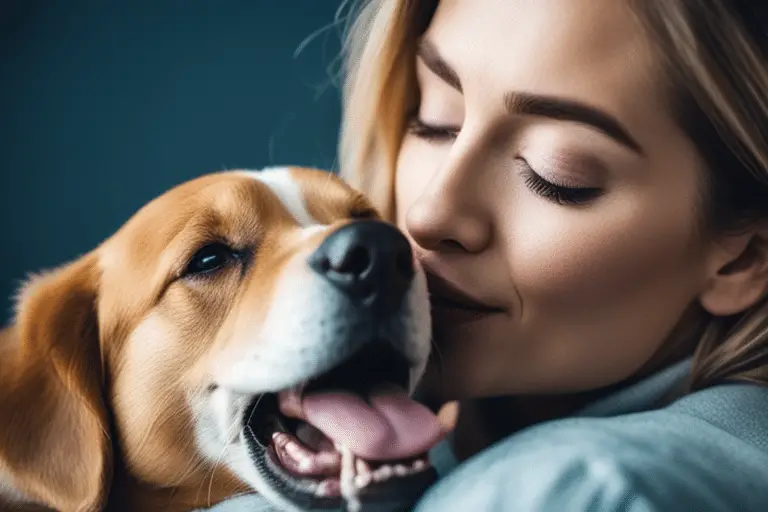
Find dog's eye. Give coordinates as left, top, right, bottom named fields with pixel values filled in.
left=184, top=243, right=237, bottom=277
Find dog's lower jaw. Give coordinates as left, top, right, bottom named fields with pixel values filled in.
left=194, top=387, right=304, bottom=511
left=225, top=446, right=308, bottom=512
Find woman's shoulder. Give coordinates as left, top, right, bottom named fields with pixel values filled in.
left=415, top=383, right=768, bottom=512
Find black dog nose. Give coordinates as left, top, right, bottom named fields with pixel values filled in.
left=308, top=220, right=415, bottom=316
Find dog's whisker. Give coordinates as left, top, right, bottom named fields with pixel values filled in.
left=201, top=415, right=241, bottom=507
left=430, top=337, right=446, bottom=378
left=430, top=337, right=444, bottom=366
left=132, top=390, right=180, bottom=458
left=245, top=393, right=265, bottom=426
left=428, top=337, right=452, bottom=400
left=172, top=416, right=211, bottom=488
left=173, top=457, right=206, bottom=490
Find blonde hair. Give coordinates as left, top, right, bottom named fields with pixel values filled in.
left=338, top=0, right=437, bottom=220
left=338, top=0, right=768, bottom=391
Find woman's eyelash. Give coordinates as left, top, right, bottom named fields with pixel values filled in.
left=406, top=117, right=459, bottom=141
left=519, top=160, right=602, bottom=205
left=406, top=117, right=600, bottom=206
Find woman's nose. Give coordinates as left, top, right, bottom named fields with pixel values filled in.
left=405, top=163, right=492, bottom=254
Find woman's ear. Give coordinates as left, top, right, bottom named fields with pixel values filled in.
left=699, top=227, right=768, bottom=316
left=0, top=254, right=113, bottom=511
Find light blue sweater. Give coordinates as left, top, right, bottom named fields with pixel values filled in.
left=204, top=358, right=768, bottom=511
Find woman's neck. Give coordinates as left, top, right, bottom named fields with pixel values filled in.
left=451, top=390, right=607, bottom=461
left=450, top=364, right=690, bottom=461
left=449, top=311, right=704, bottom=461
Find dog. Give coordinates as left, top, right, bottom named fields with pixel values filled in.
left=0, top=167, right=444, bottom=512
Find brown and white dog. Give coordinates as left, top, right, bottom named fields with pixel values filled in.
left=0, top=167, right=444, bottom=512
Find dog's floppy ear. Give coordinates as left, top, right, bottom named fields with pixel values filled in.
left=0, top=254, right=112, bottom=511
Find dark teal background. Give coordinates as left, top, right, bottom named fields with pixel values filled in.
left=0, top=1, right=343, bottom=322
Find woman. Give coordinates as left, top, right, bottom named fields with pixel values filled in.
left=207, top=0, right=767, bottom=510
left=338, top=0, right=768, bottom=510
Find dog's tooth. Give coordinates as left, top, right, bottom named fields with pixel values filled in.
left=285, top=440, right=314, bottom=468
left=373, top=465, right=393, bottom=482
left=316, top=450, right=342, bottom=469
left=284, top=440, right=303, bottom=458
left=298, top=457, right=313, bottom=471
left=355, top=458, right=371, bottom=475
left=393, top=464, right=409, bottom=476
left=354, top=473, right=372, bottom=488
left=273, top=433, right=317, bottom=475
left=412, top=459, right=427, bottom=472
left=271, top=431, right=289, bottom=446
left=315, top=480, right=331, bottom=497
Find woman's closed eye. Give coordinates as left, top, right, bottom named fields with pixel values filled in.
left=406, top=114, right=603, bottom=207
left=407, top=116, right=459, bottom=142
left=518, top=158, right=602, bottom=206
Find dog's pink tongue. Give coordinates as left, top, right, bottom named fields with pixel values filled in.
left=302, top=388, right=443, bottom=461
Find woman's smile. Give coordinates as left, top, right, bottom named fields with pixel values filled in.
left=425, top=270, right=506, bottom=322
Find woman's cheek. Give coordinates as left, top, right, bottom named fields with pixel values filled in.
left=505, top=198, right=692, bottom=313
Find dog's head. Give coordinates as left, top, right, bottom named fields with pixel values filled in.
left=0, top=167, right=441, bottom=512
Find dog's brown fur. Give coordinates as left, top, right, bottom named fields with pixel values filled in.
left=0, top=168, right=375, bottom=511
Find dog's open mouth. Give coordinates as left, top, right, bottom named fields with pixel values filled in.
left=242, top=343, right=444, bottom=510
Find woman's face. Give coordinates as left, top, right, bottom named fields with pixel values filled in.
left=396, top=0, right=713, bottom=401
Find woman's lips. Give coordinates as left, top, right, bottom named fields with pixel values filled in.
left=425, top=271, right=505, bottom=317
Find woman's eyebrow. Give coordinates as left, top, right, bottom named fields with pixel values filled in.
left=416, top=38, right=462, bottom=92
left=416, top=37, right=644, bottom=156
left=505, top=92, right=645, bottom=155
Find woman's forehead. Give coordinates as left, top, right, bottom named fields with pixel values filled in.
left=420, top=0, right=681, bottom=162
left=427, top=3, right=656, bottom=101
